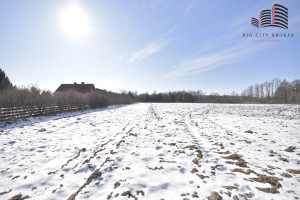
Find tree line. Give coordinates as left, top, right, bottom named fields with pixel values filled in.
left=0, top=68, right=134, bottom=108
left=241, top=78, right=300, bottom=104
left=1, top=68, right=299, bottom=106
left=132, top=78, right=300, bottom=104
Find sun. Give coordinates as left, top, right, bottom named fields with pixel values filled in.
left=60, top=3, right=90, bottom=40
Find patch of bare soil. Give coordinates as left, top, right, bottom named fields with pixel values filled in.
left=196, top=173, right=209, bottom=179
left=245, top=130, right=253, bottom=134
left=159, top=158, right=176, bottom=163
left=68, top=157, right=112, bottom=200
left=286, top=169, right=300, bottom=174
left=196, top=149, right=204, bottom=159
left=146, top=166, right=164, bottom=170
left=284, top=146, right=296, bottom=152
left=184, top=145, right=198, bottom=150
left=121, top=191, right=138, bottom=200
left=114, top=181, right=121, bottom=189
left=207, top=191, right=222, bottom=200
left=216, top=150, right=230, bottom=155
left=61, top=147, right=86, bottom=168
left=0, top=189, right=12, bottom=196
left=191, top=191, right=199, bottom=198
left=136, top=190, right=145, bottom=196
left=211, top=164, right=224, bottom=171
left=191, top=168, right=199, bottom=173
left=281, top=172, right=292, bottom=178
left=239, top=192, right=254, bottom=198
left=222, top=183, right=239, bottom=190
left=249, top=174, right=282, bottom=194
left=222, top=154, right=248, bottom=168
left=231, top=168, right=255, bottom=175
left=192, top=158, right=201, bottom=167
left=8, top=194, right=30, bottom=200
left=107, top=192, right=113, bottom=199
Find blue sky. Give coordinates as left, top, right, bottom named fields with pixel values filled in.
left=1, top=0, right=299, bottom=94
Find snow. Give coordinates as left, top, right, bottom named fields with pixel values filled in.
left=0, top=103, right=299, bottom=200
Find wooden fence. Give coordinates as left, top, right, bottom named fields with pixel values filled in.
left=0, top=105, right=90, bottom=121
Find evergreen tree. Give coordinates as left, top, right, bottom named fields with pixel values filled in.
left=0, top=68, right=13, bottom=92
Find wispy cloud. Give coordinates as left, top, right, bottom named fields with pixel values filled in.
left=129, top=39, right=167, bottom=63
left=165, top=1, right=274, bottom=79
left=128, top=25, right=177, bottom=63
left=181, top=0, right=198, bottom=20
left=165, top=43, right=258, bottom=78
left=114, top=25, right=176, bottom=64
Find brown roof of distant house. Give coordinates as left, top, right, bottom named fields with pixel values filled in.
left=54, top=83, right=95, bottom=94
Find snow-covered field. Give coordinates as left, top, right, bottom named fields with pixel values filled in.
left=0, top=103, right=299, bottom=200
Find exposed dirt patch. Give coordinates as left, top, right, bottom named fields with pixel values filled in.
left=81, top=148, right=105, bottom=166
left=68, top=157, right=112, bottom=200
left=184, top=145, right=198, bottom=150
left=279, top=157, right=289, bottom=162
left=249, top=174, right=282, bottom=193
left=196, top=173, right=209, bottom=179
left=216, top=150, right=230, bottom=155
left=256, top=187, right=280, bottom=194
left=235, top=160, right=247, bottom=168
left=0, top=189, right=12, bottom=196
left=192, top=191, right=199, bottom=198
left=191, top=168, right=199, bottom=173
left=62, top=148, right=86, bottom=168
left=195, top=149, right=204, bottom=159
left=211, top=164, right=224, bottom=171
left=222, top=184, right=239, bottom=190
left=222, top=153, right=248, bottom=167
left=285, top=146, right=296, bottom=152
left=8, top=194, right=30, bottom=200
left=245, top=130, right=253, bottom=134
left=12, top=175, right=20, bottom=180
left=222, top=153, right=242, bottom=160
left=207, top=191, right=222, bottom=200
left=107, top=192, right=113, bottom=199
left=159, top=159, right=176, bottom=163
left=239, top=192, right=254, bottom=198
left=281, top=172, right=292, bottom=178
left=146, top=166, right=164, bottom=170
left=114, top=181, right=121, bottom=189
left=192, top=158, right=201, bottom=167
left=121, top=191, right=138, bottom=200
left=286, top=169, right=300, bottom=174
left=136, top=190, right=145, bottom=196
left=232, top=168, right=256, bottom=175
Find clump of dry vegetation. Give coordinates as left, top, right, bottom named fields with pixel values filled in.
left=0, top=68, right=134, bottom=110
left=0, top=86, right=134, bottom=109
left=249, top=174, right=283, bottom=194
left=8, top=194, right=30, bottom=200
left=284, top=146, right=296, bottom=152
left=286, top=169, right=300, bottom=174
left=222, top=153, right=248, bottom=168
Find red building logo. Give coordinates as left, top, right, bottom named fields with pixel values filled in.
left=251, top=4, right=288, bottom=29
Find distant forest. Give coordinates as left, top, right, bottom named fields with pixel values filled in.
left=131, top=78, right=300, bottom=104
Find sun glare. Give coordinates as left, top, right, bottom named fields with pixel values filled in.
left=60, top=3, right=90, bottom=40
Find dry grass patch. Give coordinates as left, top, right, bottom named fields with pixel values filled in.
left=231, top=168, right=255, bottom=175
left=8, top=194, right=30, bottom=200
left=285, top=146, right=296, bottom=152
left=222, top=154, right=248, bottom=168
left=286, top=169, right=300, bottom=174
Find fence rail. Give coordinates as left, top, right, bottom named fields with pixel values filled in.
left=0, top=105, right=90, bottom=121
